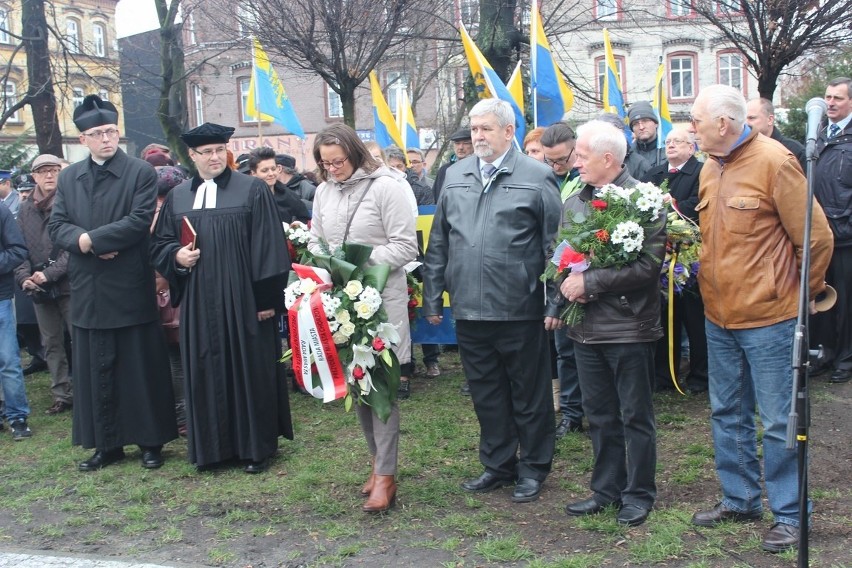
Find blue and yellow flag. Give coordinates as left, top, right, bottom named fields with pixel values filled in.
left=602, top=28, right=630, bottom=142
left=246, top=38, right=305, bottom=139
left=369, top=71, right=406, bottom=151
left=652, top=62, right=673, bottom=149
left=459, top=24, right=526, bottom=147
left=396, top=90, right=419, bottom=151
left=507, top=61, right=524, bottom=115
left=530, top=0, right=573, bottom=127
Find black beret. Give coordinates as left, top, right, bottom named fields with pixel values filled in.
left=449, top=128, right=471, bottom=141
left=275, top=154, right=296, bottom=169
left=73, top=95, right=119, bottom=132
left=180, top=122, right=235, bottom=148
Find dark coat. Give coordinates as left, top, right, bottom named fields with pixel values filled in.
left=423, top=147, right=562, bottom=321
left=272, top=180, right=310, bottom=223
left=49, top=149, right=160, bottom=328
left=770, top=127, right=806, bottom=171
left=632, top=138, right=667, bottom=169
left=151, top=168, right=292, bottom=466
left=0, top=204, right=27, bottom=301
left=643, top=155, right=703, bottom=221
left=14, top=193, right=71, bottom=296
left=814, top=119, right=852, bottom=247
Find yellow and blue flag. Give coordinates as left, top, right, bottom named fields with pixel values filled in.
left=396, top=90, right=419, bottom=151
left=652, top=62, right=673, bottom=149
left=459, top=24, right=526, bottom=147
left=247, top=38, right=305, bottom=139
left=507, top=61, right=524, bottom=115
left=602, top=28, right=630, bottom=142
left=369, top=71, right=406, bottom=151
left=530, top=0, right=573, bottom=127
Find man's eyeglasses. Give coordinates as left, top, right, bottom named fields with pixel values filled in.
left=33, top=168, right=61, bottom=176
left=689, top=115, right=735, bottom=127
left=543, top=147, right=575, bottom=167
left=319, top=157, right=349, bottom=170
left=665, top=138, right=691, bottom=147
left=83, top=128, right=120, bottom=139
left=192, top=147, right=228, bottom=159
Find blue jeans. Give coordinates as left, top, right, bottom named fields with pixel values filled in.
left=706, top=318, right=809, bottom=527
left=0, top=299, right=30, bottom=422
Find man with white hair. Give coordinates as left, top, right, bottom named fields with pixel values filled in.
left=689, top=84, right=833, bottom=553
left=423, top=98, right=561, bottom=504
left=559, top=120, right=665, bottom=527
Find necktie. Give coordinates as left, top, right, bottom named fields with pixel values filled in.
left=192, top=180, right=217, bottom=210
left=482, top=163, right=497, bottom=180
left=668, top=167, right=679, bottom=174
left=829, top=124, right=841, bottom=139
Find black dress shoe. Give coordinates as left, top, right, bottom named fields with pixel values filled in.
left=140, top=446, right=164, bottom=469
left=762, top=522, right=800, bottom=553
left=829, top=368, right=851, bottom=383
left=511, top=478, right=542, bottom=503
left=244, top=457, right=270, bottom=474
left=617, top=504, right=650, bottom=527
left=23, top=358, right=47, bottom=376
left=565, top=497, right=618, bottom=517
left=461, top=471, right=515, bottom=493
left=691, top=502, right=762, bottom=527
left=78, top=448, right=125, bottom=472
left=459, top=381, right=471, bottom=396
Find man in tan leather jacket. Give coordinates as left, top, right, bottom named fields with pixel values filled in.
left=689, top=85, right=833, bottom=554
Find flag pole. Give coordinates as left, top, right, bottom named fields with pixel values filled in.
left=531, top=0, right=538, bottom=129
left=251, top=36, right=262, bottom=145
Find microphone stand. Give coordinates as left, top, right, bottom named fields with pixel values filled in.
left=788, top=136, right=820, bottom=568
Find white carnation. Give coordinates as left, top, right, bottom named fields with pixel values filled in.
left=359, top=286, right=383, bottom=309
left=611, top=221, right=645, bottom=253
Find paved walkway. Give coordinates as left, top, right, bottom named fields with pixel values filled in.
left=0, top=551, right=181, bottom=567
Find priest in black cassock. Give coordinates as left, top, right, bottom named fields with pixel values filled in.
left=49, top=95, right=177, bottom=471
left=151, top=123, right=292, bottom=473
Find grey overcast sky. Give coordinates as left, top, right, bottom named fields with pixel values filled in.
left=115, top=0, right=163, bottom=39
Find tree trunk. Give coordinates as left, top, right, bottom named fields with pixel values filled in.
left=340, top=81, right=357, bottom=129
left=478, top=0, right=517, bottom=82
left=756, top=65, right=780, bottom=101
left=21, top=0, right=63, bottom=157
left=156, top=1, right=191, bottom=168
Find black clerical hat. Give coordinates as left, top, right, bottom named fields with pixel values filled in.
left=180, top=123, right=236, bottom=148
left=73, top=95, right=119, bottom=132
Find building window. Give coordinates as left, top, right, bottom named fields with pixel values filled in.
left=239, top=77, right=257, bottom=123
left=385, top=71, right=408, bottom=114
left=668, top=0, right=693, bottom=17
left=0, top=10, right=10, bottom=44
left=98, top=89, right=109, bottom=102
left=668, top=53, right=696, bottom=100
left=326, top=84, right=342, bottom=118
left=186, top=12, right=197, bottom=45
left=66, top=19, right=81, bottom=53
left=460, top=0, right=479, bottom=28
left=718, top=51, right=745, bottom=91
left=3, top=82, right=19, bottom=122
left=595, top=0, right=620, bottom=21
left=72, top=87, right=85, bottom=108
left=595, top=56, right=626, bottom=103
left=192, top=84, right=204, bottom=126
left=92, top=23, right=106, bottom=57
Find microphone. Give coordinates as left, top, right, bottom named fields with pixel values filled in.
left=805, top=97, right=827, bottom=160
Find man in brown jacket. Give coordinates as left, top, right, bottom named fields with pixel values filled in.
left=689, top=85, right=834, bottom=553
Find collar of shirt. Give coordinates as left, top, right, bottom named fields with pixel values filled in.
left=727, top=125, right=752, bottom=155
left=828, top=113, right=852, bottom=134
left=479, top=148, right=511, bottom=178
left=668, top=161, right=687, bottom=172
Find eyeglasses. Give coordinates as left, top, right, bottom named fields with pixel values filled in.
left=689, top=115, right=735, bottom=127
left=83, top=128, right=120, bottom=139
left=319, top=157, right=349, bottom=170
left=665, top=139, right=690, bottom=147
left=33, top=167, right=61, bottom=176
left=408, top=159, right=423, bottom=165
left=543, top=147, right=575, bottom=167
left=192, top=147, right=228, bottom=159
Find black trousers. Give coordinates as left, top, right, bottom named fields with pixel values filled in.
left=655, top=289, right=708, bottom=388
left=575, top=341, right=657, bottom=509
left=811, top=246, right=852, bottom=371
left=456, top=320, right=555, bottom=481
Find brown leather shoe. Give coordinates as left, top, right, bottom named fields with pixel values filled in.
left=360, top=457, right=375, bottom=497
left=362, top=474, right=396, bottom=513
left=692, top=502, right=762, bottom=527
left=45, top=401, right=72, bottom=415
left=762, top=522, right=800, bottom=553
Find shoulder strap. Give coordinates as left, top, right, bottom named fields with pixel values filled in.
left=343, top=179, right=375, bottom=243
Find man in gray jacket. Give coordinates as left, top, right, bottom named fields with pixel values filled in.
left=423, top=98, right=561, bottom=504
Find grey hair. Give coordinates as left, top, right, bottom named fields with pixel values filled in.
left=384, top=145, right=407, bottom=164
left=576, top=120, right=627, bottom=164
left=666, top=125, right=695, bottom=145
left=469, top=98, right=515, bottom=128
left=406, top=147, right=424, bottom=159
left=700, top=84, right=746, bottom=131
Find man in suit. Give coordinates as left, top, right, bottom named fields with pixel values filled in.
left=746, top=98, right=806, bottom=170
left=643, top=127, right=708, bottom=393
left=423, top=98, right=562, bottom=504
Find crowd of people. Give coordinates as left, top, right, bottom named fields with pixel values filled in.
left=0, top=77, right=850, bottom=550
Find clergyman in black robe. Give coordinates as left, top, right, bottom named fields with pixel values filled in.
left=49, top=95, right=177, bottom=471
left=151, top=123, right=292, bottom=473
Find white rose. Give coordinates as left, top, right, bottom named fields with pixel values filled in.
left=354, top=301, right=377, bottom=320
left=299, top=279, right=317, bottom=295
left=335, top=309, right=351, bottom=324
left=344, top=280, right=364, bottom=300
left=332, top=331, right=348, bottom=345
left=340, top=322, right=356, bottom=337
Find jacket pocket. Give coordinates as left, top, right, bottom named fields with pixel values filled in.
left=723, top=196, right=760, bottom=235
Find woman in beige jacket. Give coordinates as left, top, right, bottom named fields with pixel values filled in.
left=309, top=124, right=418, bottom=513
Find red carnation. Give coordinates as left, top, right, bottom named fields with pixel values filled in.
left=372, top=337, right=385, bottom=351
left=286, top=241, right=297, bottom=260
left=352, top=365, right=365, bottom=380
left=408, top=299, right=418, bottom=308
left=590, top=199, right=608, bottom=210
left=558, top=247, right=586, bottom=272
left=595, top=229, right=610, bottom=242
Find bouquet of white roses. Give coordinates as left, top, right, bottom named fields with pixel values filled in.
left=285, top=242, right=400, bottom=422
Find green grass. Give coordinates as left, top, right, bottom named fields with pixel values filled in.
left=1, top=355, right=849, bottom=567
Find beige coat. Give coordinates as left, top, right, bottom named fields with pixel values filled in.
left=309, top=167, right=418, bottom=363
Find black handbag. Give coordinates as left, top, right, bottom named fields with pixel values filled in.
left=29, top=244, right=64, bottom=304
